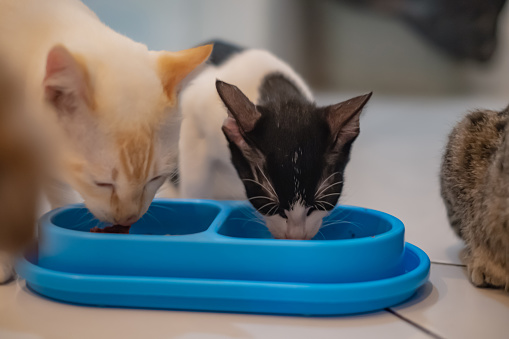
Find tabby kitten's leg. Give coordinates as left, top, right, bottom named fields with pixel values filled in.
left=466, top=126, right=509, bottom=291
left=466, top=246, right=509, bottom=291
left=441, top=109, right=509, bottom=291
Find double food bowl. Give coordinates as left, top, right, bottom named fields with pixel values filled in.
left=16, top=199, right=430, bottom=315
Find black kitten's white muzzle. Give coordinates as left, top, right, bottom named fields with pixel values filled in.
left=263, top=203, right=329, bottom=240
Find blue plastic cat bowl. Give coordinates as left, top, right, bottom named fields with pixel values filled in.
left=16, top=199, right=430, bottom=315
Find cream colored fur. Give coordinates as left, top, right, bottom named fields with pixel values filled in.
left=0, top=0, right=210, bottom=222
left=0, top=62, right=38, bottom=283
left=0, top=0, right=211, bottom=281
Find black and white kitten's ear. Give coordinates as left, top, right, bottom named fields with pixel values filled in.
left=43, top=44, right=95, bottom=115
left=324, top=92, right=372, bottom=145
left=216, top=80, right=262, bottom=149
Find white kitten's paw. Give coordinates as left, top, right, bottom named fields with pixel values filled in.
left=467, top=252, right=509, bottom=291
left=0, top=253, right=14, bottom=284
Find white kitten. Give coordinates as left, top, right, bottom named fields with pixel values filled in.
left=0, top=0, right=211, bottom=282
left=0, top=0, right=211, bottom=223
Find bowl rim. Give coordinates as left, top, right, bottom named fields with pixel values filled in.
left=40, top=199, right=405, bottom=247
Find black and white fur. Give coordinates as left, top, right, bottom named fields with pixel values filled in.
left=174, top=41, right=372, bottom=240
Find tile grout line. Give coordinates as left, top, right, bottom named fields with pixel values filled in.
left=430, top=261, right=466, bottom=268
left=385, top=308, right=447, bottom=339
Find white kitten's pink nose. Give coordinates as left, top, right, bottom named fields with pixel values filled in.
left=114, top=214, right=138, bottom=226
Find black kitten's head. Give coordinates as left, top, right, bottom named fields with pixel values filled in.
left=216, top=80, right=371, bottom=240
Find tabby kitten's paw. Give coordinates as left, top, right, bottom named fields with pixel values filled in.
left=467, top=253, right=509, bottom=291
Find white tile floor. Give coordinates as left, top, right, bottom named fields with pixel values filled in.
left=1, top=94, right=509, bottom=338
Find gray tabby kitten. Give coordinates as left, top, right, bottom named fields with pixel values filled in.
left=441, top=107, right=509, bottom=291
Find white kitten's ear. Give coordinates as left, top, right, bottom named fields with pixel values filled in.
left=216, top=80, right=262, bottom=149
left=157, top=44, right=213, bottom=104
left=43, top=45, right=95, bottom=114
left=324, top=92, right=372, bottom=145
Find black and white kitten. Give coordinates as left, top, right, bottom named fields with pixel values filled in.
left=175, top=41, right=371, bottom=240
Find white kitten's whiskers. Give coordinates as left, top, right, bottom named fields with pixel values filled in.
left=144, top=210, right=167, bottom=230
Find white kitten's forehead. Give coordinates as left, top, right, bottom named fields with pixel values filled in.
left=94, top=61, right=167, bottom=125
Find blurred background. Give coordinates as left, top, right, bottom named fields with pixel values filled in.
left=83, top=0, right=508, bottom=97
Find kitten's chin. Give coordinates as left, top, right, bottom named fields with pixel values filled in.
left=83, top=197, right=151, bottom=226
left=263, top=214, right=323, bottom=240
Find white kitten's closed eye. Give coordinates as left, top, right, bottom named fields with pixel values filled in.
left=95, top=182, right=113, bottom=188
left=95, top=175, right=162, bottom=190
left=150, top=176, right=162, bottom=182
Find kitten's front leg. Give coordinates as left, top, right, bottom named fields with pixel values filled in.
left=0, top=252, right=14, bottom=284
left=466, top=246, right=509, bottom=291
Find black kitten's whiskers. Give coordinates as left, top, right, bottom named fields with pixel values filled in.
left=226, top=217, right=267, bottom=229
left=233, top=204, right=269, bottom=229
left=314, top=202, right=327, bottom=211
left=321, top=219, right=363, bottom=230
left=242, top=178, right=278, bottom=201
left=266, top=203, right=279, bottom=216
left=315, top=171, right=340, bottom=196
left=256, top=164, right=279, bottom=201
left=256, top=201, right=279, bottom=214
left=315, top=181, right=343, bottom=201
left=316, top=230, right=326, bottom=240
left=316, top=192, right=342, bottom=200
left=237, top=204, right=265, bottom=221
left=315, top=172, right=341, bottom=197
left=315, top=200, right=336, bottom=209
left=248, top=195, right=278, bottom=203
